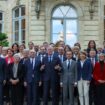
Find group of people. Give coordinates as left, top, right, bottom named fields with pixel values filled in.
left=0, top=40, right=105, bottom=105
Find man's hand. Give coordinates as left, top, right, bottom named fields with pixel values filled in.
left=10, top=79, right=19, bottom=85
left=55, top=64, right=61, bottom=71
left=40, top=65, right=45, bottom=71
left=3, top=80, right=6, bottom=85
left=39, top=81, right=42, bottom=86
left=74, top=82, right=77, bottom=87
left=60, top=82, right=63, bottom=87
left=87, top=81, right=90, bottom=84
left=24, top=82, right=27, bottom=87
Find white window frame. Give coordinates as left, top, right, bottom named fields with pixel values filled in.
left=12, top=6, right=25, bottom=44
left=51, top=5, right=78, bottom=46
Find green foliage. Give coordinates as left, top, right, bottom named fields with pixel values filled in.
left=0, top=33, right=9, bottom=46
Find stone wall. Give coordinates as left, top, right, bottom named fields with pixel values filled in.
left=0, top=0, right=104, bottom=49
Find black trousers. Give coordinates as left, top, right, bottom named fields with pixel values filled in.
left=0, top=84, right=3, bottom=105
left=94, top=84, right=105, bottom=105
left=43, top=80, right=60, bottom=105
left=89, top=79, right=95, bottom=105
left=74, top=86, right=80, bottom=105
left=3, top=83, right=10, bottom=103
left=10, top=84, right=24, bottom=105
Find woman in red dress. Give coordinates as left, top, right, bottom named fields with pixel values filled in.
left=93, top=53, right=105, bottom=105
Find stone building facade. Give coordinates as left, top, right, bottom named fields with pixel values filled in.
left=0, top=0, right=105, bottom=49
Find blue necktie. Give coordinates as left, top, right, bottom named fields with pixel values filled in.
left=49, top=56, right=52, bottom=62
left=68, top=60, right=70, bottom=70
left=31, top=59, right=35, bottom=70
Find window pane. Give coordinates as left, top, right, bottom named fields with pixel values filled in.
left=15, top=8, right=19, bottom=17
left=52, top=20, right=64, bottom=33
left=0, top=13, right=2, bottom=20
left=21, top=30, right=25, bottom=43
left=15, top=31, right=19, bottom=42
left=59, top=6, right=70, bottom=16
left=21, top=19, right=25, bottom=29
left=52, top=5, right=78, bottom=45
left=21, top=7, right=25, bottom=16
left=66, top=34, right=77, bottom=47
left=66, top=20, right=77, bottom=34
left=52, top=34, right=64, bottom=43
left=66, top=8, right=77, bottom=18
left=0, top=23, right=2, bottom=32
left=52, top=8, right=63, bottom=18
left=15, top=21, right=19, bottom=31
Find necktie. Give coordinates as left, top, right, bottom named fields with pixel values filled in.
left=68, top=60, right=70, bottom=70
left=60, top=55, right=63, bottom=63
left=31, top=59, right=34, bottom=70
left=41, top=55, right=43, bottom=62
left=91, top=58, right=94, bottom=67
left=49, top=56, right=52, bottom=62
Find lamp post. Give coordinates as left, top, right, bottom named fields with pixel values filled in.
left=35, top=0, right=41, bottom=19
left=16, top=0, right=20, bottom=5
left=89, top=0, right=96, bottom=20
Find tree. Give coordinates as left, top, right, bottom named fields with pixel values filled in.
left=0, top=33, right=9, bottom=46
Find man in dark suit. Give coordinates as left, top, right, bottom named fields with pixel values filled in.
left=57, top=46, right=66, bottom=105
left=58, top=47, right=66, bottom=63
left=62, top=51, right=77, bottom=105
left=0, top=57, right=6, bottom=105
left=24, top=50, right=41, bottom=105
left=40, top=46, right=62, bottom=105
left=8, top=54, right=25, bottom=105
left=38, top=46, right=46, bottom=63
left=89, top=49, right=98, bottom=105
left=20, top=49, right=29, bottom=64
left=37, top=46, right=47, bottom=99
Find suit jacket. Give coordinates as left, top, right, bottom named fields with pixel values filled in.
left=0, top=57, right=6, bottom=83
left=8, top=62, right=25, bottom=85
left=93, top=62, right=105, bottom=84
left=88, top=57, right=98, bottom=70
left=41, top=55, right=62, bottom=81
left=62, top=60, right=77, bottom=84
left=77, top=59, right=92, bottom=81
left=58, top=54, right=67, bottom=64
left=25, top=57, right=41, bottom=83
left=37, top=53, right=47, bottom=63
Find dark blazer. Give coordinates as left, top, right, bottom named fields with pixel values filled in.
left=37, top=53, right=47, bottom=63
left=25, top=57, right=41, bottom=83
left=8, top=62, right=25, bottom=85
left=88, top=57, right=98, bottom=69
left=0, top=57, right=6, bottom=83
left=41, top=55, right=62, bottom=81
left=77, top=59, right=92, bottom=81
left=58, top=54, right=67, bottom=63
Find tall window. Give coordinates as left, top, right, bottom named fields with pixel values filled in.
left=13, top=6, right=25, bottom=43
left=52, top=5, right=78, bottom=47
left=0, top=12, right=4, bottom=33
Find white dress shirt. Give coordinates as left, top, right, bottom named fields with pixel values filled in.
left=30, top=58, right=35, bottom=69
left=66, top=59, right=72, bottom=67
left=80, top=60, right=85, bottom=68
